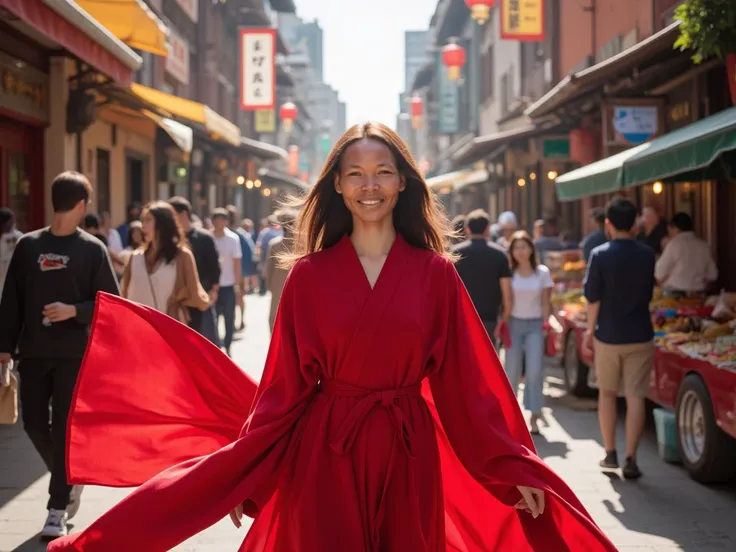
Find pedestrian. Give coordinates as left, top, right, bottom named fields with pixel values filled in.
left=49, top=123, right=616, bottom=552
left=655, top=212, right=717, bottom=295
left=255, top=214, right=281, bottom=295
left=117, top=202, right=141, bottom=248
left=583, top=197, right=655, bottom=479
left=226, top=205, right=250, bottom=330
left=121, top=201, right=210, bottom=322
left=496, top=210, right=518, bottom=249
left=504, top=230, right=554, bottom=435
left=451, top=213, right=466, bottom=243
left=100, top=211, right=125, bottom=274
left=82, top=213, right=108, bottom=246
left=168, top=197, right=222, bottom=346
left=452, top=209, right=512, bottom=340
left=264, top=208, right=297, bottom=332
left=637, top=206, right=668, bottom=256
left=117, top=220, right=144, bottom=267
left=240, top=218, right=258, bottom=294
left=533, top=218, right=563, bottom=264
left=0, top=207, right=23, bottom=298
left=580, top=208, right=608, bottom=262
left=0, top=171, right=119, bottom=539
left=211, top=208, right=243, bottom=356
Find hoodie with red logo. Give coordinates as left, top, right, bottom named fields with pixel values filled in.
left=0, top=227, right=119, bottom=359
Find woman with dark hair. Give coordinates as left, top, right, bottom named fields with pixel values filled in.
left=505, top=231, right=554, bottom=435
left=121, top=201, right=210, bottom=322
left=50, top=124, right=615, bottom=552
left=0, top=207, right=22, bottom=299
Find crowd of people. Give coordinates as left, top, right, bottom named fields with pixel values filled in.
left=0, top=132, right=719, bottom=547
left=0, top=171, right=295, bottom=538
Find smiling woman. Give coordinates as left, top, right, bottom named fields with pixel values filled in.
left=284, top=122, right=454, bottom=264
left=49, top=122, right=618, bottom=552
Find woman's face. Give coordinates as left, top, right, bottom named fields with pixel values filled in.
left=511, top=239, right=533, bottom=264
left=335, top=139, right=405, bottom=227
left=141, top=211, right=156, bottom=244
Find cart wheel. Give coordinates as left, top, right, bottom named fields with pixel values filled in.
left=561, top=331, right=592, bottom=397
left=676, top=374, right=736, bottom=483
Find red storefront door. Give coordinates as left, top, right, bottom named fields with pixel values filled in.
left=0, top=117, right=43, bottom=232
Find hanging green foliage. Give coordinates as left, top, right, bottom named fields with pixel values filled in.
left=674, top=0, right=736, bottom=63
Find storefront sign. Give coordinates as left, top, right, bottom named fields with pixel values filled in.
left=175, top=0, right=198, bottom=23
left=435, top=51, right=459, bottom=134
left=166, top=30, right=190, bottom=85
left=542, top=138, right=570, bottom=159
left=254, top=109, right=276, bottom=133
left=240, top=29, right=276, bottom=110
left=612, top=106, right=658, bottom=144
left=0, top=52, right=49, bottom=124
left=500, top=0, right=545, bottom=42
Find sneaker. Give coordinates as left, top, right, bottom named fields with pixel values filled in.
left=622, top=457, right=642, bottom=479
left=41, top=509, right=68, bottom=539
left=599, top=450, right=619, bottom=470
left=66, top=485, right=84, bottom=520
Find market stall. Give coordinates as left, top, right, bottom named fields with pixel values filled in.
left=551, top=283, right=736, bottom=483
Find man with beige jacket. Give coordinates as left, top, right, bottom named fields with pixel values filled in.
left=265, top=209, right=298, bottom=332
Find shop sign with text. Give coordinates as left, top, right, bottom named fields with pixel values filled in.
left=240, top=29, right=276, bottom=110
left=500, top=0, right=545, bottom=41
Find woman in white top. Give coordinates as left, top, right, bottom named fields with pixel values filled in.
left=505, top=230, right=554, bottom=434
left=121, top=202, right=209, bottom=322
left=0, top=207, right=23, bottom=299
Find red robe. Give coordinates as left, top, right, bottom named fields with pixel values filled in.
left=49, top=235, right=617, bottom=551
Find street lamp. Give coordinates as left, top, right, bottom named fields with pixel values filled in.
left=465, top=0, right=495, bottom=25
left=442, top=40, right=467, bottom=81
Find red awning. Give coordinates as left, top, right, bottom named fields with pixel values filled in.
left=0, top=0, right=135, bottom=85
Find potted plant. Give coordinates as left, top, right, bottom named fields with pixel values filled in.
left=674, top=0, right=736, bottom=105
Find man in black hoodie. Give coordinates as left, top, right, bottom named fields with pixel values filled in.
left=0, top=171, right=119, bottom=539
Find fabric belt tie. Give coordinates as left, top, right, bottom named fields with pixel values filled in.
left=320, top=379, right=422, bottom=458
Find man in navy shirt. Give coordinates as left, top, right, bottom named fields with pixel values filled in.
left=583, top=198, right=655, bottom=480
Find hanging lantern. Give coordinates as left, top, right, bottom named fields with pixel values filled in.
left=464, top=0, right=495, bottom=25
left=442, top=41, right=466, bottom=82
left=279, top=101, right=298, bottom=133
left=408, top=96, right=423, bottom=129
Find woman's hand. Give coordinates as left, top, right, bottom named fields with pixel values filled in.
left=229, top=503, right=244, bottom=528
left=515, top=486, right=545, bottom=518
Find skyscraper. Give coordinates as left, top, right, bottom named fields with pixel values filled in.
left=405, top=31, right=429, bottom=91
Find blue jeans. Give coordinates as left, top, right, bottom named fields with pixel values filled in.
left=216, top=286, right=236, bottom=351
left=505, top=317, right=545, bottom=414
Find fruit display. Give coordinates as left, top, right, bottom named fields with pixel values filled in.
left=546, top=250, right=586, bottom=282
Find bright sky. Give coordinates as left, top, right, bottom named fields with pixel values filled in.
left=293, top=0, right=438, bottom=129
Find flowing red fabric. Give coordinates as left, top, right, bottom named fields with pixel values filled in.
left=50, top=235, right=618, bottom=552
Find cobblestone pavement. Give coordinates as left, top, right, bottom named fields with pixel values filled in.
left=1, top=294, right=735, bottom=551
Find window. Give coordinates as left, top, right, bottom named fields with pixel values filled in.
left=96, top=149, right=111, bottom=215
left=481, top=45, right=494, bottom=102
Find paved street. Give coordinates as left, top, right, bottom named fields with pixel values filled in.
left=1, top=294, right=735, bottom=551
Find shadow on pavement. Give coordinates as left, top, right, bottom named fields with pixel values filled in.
left=0, top=422, right=48, bottom=510
left=11, top=533, right=51, bottom=552
left=543, top=365, right=736, bottom=551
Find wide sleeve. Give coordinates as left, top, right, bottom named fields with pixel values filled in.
left=427, top=260, right=617, bottom=551
left=428, top=261, right=534, bottom=503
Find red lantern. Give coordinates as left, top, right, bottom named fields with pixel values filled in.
left=464, top=0, right=495, bottom=25
left=279, top=101, right=298, bottom=133
left=442, top=42, right=466, bottom=81
left=408, top=96, right=423, bottom=129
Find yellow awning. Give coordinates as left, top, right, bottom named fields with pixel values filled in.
left=130, top=83, right=241, bottom=146
left=76, top=0, right=169, bottom=57
left=426, top=169, right=488, bottom=193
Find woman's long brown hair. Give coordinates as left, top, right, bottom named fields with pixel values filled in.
left=143, top=201, right=186, bottom=270
left=508, top=230, right=538, bottom=272
left=281, top=122, right=455, bottom=267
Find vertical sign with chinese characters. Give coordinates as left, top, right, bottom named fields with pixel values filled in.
left=240, top=29, right=276, bottom=111
left=435, top=51, right=459, bottom=134
left=500, top=0, right=545, bottom=41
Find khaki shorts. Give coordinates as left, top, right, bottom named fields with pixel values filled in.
left=594, top=339, right=654, bottom=397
